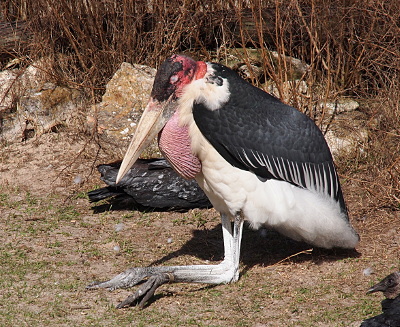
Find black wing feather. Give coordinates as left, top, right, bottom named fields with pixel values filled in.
left=193, top=63, right=347, bottom=213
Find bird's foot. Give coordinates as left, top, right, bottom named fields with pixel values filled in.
left=86, top=267, right=174, bottom=308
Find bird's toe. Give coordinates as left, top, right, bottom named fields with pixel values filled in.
left=116, top=272, right=173, bottom=309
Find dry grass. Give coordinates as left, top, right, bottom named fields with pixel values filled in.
left=2, top=0, right=399, bottom=96
left=337, top=85, right=400, bottom=215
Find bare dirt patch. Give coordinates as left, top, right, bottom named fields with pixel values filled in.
left=0, top=131, right=399, bottom=327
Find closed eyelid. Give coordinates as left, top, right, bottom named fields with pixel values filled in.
left=170, top=75, right=179, bottom=83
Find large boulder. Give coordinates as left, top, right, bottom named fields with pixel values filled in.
left=88, top=62, right=157, bottom=156
left=1, top=61, right=50, bottom=143
left=19, top=83, right=85, bottom=138
left=0, top=59, right=49, bottom=112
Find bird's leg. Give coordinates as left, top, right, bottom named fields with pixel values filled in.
left=87, top=212, right=244, bottom=308
left=223, top=211, right=244, bottom=282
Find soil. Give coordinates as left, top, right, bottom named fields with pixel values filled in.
left=0, top=130, right=399, bottom=326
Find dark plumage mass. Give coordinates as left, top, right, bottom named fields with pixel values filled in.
left=88, top=158, right=212, bottom=211
left=361, top=271, right=400, bottom=327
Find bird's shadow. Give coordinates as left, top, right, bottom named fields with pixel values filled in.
left=130, top=223, right=359, bottom=308
left=92, top=201, right=359, bottom=267
left=149, top=222, right=360, bottom=271
left=95, top=203, right=360, bottom=308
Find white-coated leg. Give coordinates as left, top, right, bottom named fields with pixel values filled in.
left=87, top=212, right=245, bottom=308
left=220, top=212, right=244, bottom=282
left=232, top=212, right=244, bottom=281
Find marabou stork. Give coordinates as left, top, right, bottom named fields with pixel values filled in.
left=361, top=272, right=400, bottom=326
left=88, top=158, right=211, bottom=211
left=87, top=54, right=359, bottom=308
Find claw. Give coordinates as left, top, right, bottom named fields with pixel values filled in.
left=117, top=273, right=173, bottom=309
left=86, top=281, right=102, bottom=290
left=86, top=280, right=119, bottom=291
left=86, top=267, right=153, bottom=291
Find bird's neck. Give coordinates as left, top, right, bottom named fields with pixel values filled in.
left=158, top=111, right=201, bottom=179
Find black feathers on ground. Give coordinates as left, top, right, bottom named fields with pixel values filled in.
left=361, top=272, right=400, bottom=327
left=88, top=158, right=212, bottom=212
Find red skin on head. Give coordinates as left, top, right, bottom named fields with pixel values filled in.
left=169, top=55, right=207, bottom=97
left=195, top=60, right=207, bottom=80
left=154, top=55, right=207, bottom=179
left=144, top=55, right=209, bottom=179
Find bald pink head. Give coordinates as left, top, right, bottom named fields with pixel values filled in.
left=151, top=55, right=207, bottom=101
left=116, top=54, right=207, bottom=183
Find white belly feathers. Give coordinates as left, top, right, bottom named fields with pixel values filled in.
left=194, top=135, right=358, bottom=249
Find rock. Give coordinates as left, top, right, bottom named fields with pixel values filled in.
left=100, top=240, right=121, bottom=252
left=269, top=50, right=309, bottom=78
left=88, top=62, right=157, bottom=154
left=18, top=83, right=85, bottom=138
left=0, top=59, right=61, bottom=143
left=0, top=58, right=52, bottom=111
left=264, top=79, right=309, bottom=103
left=320, top=98, right=359, bottom=115
left=323, top=111, right=369, bottom=158
left=0, top=70, right=19, bottom=110
left=236, top=63, right=264, bottom=81
left=0, top=107, right=21, bottom=144
left=363, top=267, right=374, bottom=276
left=221, top=48, right=309, bottom=81
left=114, top=223, right=125, bottom=232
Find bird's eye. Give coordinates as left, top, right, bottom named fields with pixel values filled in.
left=387, top=277, right=395, bottom=288
left=170, top=75, right=179, bottom=84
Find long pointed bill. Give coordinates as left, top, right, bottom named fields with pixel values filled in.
left=116, top=96, right=177, bottom=184
left=366, top=282, right=386, bottom=294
